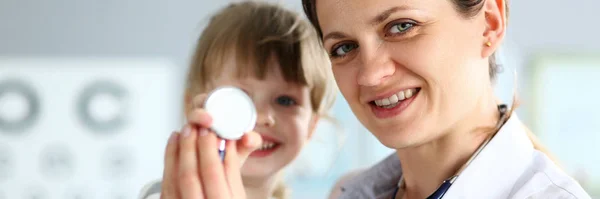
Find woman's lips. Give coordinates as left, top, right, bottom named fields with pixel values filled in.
left=369, top=88, right=421, bottom=119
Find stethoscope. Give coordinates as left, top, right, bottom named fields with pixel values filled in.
left=203, top=86, right=257, bottom=161
left=391, top=104, right=508, bottom=199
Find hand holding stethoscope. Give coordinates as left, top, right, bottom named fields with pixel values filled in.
left=160, top=87, right=260, bottom=199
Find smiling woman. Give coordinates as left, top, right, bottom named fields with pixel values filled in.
left=301, top=0, right=591, bottom=198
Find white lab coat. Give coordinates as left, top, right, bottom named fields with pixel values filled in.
left=333, top=114, right=592, bottom=199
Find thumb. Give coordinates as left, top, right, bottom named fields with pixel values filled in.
left=235, top=131, right=262, bottom=166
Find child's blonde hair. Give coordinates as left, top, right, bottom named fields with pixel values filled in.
left=183, top=1, right=337, bottom=198
left=184, top=1, right=336, bottom=115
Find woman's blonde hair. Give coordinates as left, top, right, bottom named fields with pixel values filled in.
left=183, top=1, right=337, bottom=198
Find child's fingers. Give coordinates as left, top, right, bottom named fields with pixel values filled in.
left=161, top=131, right=181, bottom=199
left=186, top=109, right=213, bottom=129
left=236, top=131, right=262, bottom=165
left=223, top=139, right=246, bottom=198
left=186, top=93, right=212, bottom=129
left=178, top=125, right=203, bottom=199
left=197, top=129, right=230, bottom=199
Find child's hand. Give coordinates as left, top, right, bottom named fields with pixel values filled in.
left=159, top=94, right=262, bottom=199
left=185, top=93, right=263, bottom=165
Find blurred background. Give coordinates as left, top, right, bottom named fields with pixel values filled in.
left=0, top=0, right=599, bottom=198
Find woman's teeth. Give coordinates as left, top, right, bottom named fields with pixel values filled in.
left=258, top=142, right=278, bottom=151
left=374, top=88, right=418, bottom=108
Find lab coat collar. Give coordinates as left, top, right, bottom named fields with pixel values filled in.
left=337, top=113, right=534, bottom=199
left=443, top=113, right=534, bottom=198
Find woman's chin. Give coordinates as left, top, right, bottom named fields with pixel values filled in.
left=369, top=124, right=429, bottom=149
left=363, top=103, right=432, bottom=149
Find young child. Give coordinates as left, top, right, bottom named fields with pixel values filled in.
left=138, top=1, right=336, bottom=199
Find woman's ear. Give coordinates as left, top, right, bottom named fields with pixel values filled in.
left=307, top=114, right=320, bottom=140
left=482, top=0, right=507, bottom=58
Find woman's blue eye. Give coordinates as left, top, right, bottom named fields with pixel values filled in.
left=276, top=96, right=297, bottom=106
left=331, top=43, right=358, bottom=57
left=389, top=22, right=414, bottom=34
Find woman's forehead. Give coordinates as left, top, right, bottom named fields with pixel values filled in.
left=316, top=0, right=444, bottom=31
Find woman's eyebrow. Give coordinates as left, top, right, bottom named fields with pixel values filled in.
left=323, top=32, right=347, bottom=43
left=323, top=5, right=417, bottom=43
left=370, top=5, right=415, bottom=26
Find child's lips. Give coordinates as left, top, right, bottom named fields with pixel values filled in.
left=248, top=133, right=283, bottom=158
left=259, top=134, right=281, bottom=143
left=250, top=142, right=280, bottom=157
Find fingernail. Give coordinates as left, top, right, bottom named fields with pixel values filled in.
left=182, top=125, right=191, bottom=137
left=199, top=128, right=208, bottom=136
left=169, top=131, right=179, bottom=143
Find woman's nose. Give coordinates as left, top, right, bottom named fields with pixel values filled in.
left=357, top=43, right=395, bottom=87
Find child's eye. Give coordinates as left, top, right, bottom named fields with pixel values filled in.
left=276, top=96, right=297, bottom=106
left=330, top=43, right=358, bottom=58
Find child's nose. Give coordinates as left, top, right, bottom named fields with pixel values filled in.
left=255, top=109, right=275, bottom=127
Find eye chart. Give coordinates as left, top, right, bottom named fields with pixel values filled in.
left=0, top=58, right=181, bottom=199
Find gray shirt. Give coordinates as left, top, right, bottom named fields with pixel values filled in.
left=335, top=154, right=402, bottom=199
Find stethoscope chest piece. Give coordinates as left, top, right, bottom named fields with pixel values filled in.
left=204, top=86, right=256, bottom=140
